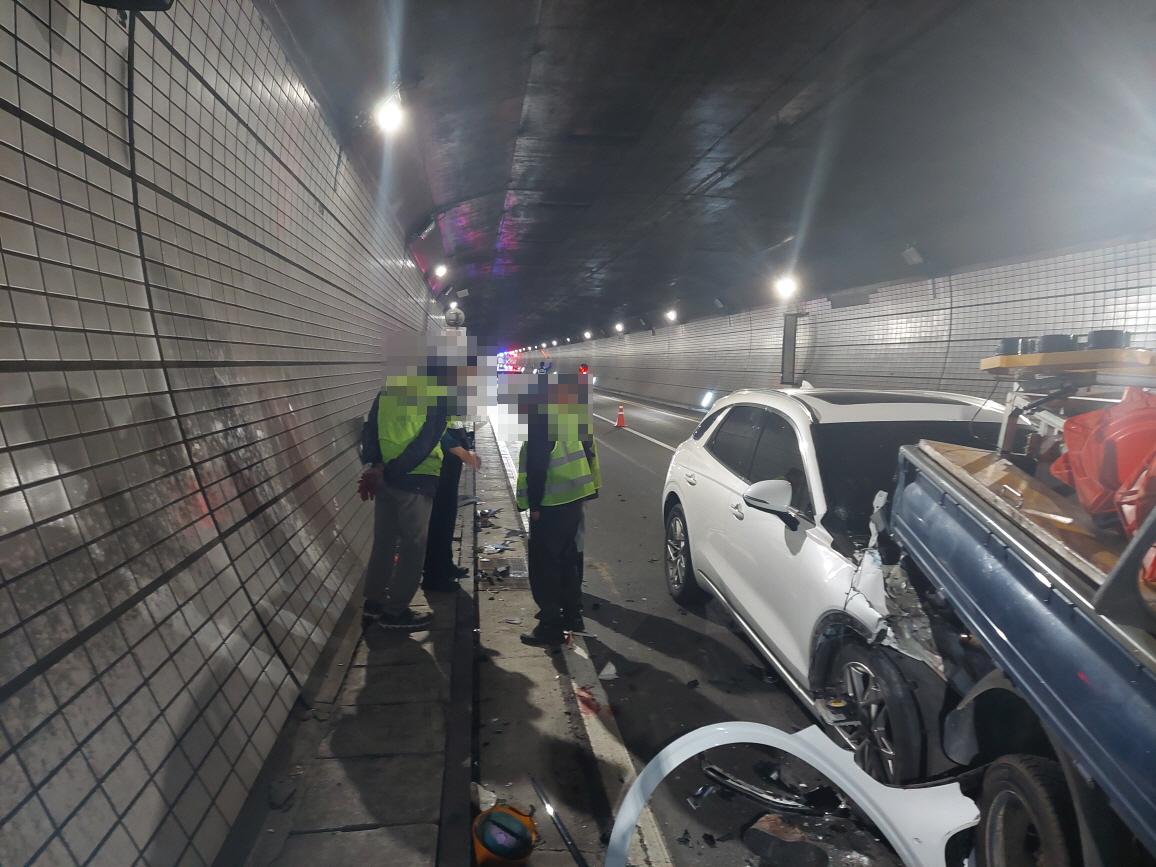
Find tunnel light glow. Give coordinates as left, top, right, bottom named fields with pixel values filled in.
left=614, top=322, right=624, bottom=333
left=551, top=340, right=557, bottom=346
left=541, top=342, right=547, bottom=348
left=373, top=95, right=405, bottom=135
left=448, top=301, right=458, bottom=310
left=434, top=264, right=448, bottom=278
left=583, top=331, right=592, bottom=340
left=665, top=309, right=677, bottom=322
left=565, top=337, right=570, bottom=343
left=701, top=390, right=715, bottom=407
left=593, top=376, right=598, bottom=384
left=773, top=274, right=799, bottom=299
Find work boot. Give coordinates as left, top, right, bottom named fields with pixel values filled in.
left=520, top=624, right=564, bottom=648
left=376, top=608, right=434, bottom=632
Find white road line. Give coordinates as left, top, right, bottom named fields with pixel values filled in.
left=593, top=413, right=677, bottom=452
left=486, top=423, right=673, bottom=867
left=595, top=392, right=703, bottom=423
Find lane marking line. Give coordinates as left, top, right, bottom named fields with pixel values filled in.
left=595, top=393, right=703, bottom=423
left=485, top=420, right=674, bottom=867
left=593, top=413, right=677, bottom=452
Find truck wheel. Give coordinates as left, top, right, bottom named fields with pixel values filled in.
left=825, top=642, right=924, bottom=784
left=978, top=755, right=1080, bottom=867
left=664, top=504, right=707, bottom=605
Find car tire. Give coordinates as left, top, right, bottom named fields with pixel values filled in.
left=664, top=503, right=707, bottom=605
left=824, top=642, right=924, bottom=784
left=977, top=755, right=1079, bottom=867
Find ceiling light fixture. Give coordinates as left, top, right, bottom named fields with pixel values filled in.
left=551, top=340, right=557, bottom=346
left=448, top=301, right=458, bottom=310
left=434, top=263, right=448, bottom=279
left=773, top=274, right=799, bottom=299
left=583, top=331, right=592, bottom=340
left=614, top=322, right=624, bottom=333
left=373, top=94, right=405, bottom=135
left=665, top=309, right=677, bottom=322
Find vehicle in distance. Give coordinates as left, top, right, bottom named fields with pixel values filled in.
left=661, top=387, right=1007, bottom=784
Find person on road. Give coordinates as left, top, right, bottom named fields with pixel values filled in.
left=359, top=346, right=477, bottom=631
left=516, top=374, right=600, bottom=647
left=422, top=419, right=480, bottom=592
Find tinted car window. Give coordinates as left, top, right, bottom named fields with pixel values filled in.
left=706, top=406, right=765, bottom=479
left=749, top=413, right=812, bottom=513
left=812, top=420, right=1003, bottom=538
left=692, top=408, right=726, bottom=441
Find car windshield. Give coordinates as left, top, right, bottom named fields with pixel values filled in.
left=811, top=420, right=1002, bottom=539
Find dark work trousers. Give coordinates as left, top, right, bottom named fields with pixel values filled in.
left=528, top=500, right=584, bottom=632
left=423, top=451, right=463, bottom=583
left=364, top=483, right=434, bottom=616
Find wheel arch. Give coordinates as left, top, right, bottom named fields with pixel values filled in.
left=944, top=671, right=1056, bottom=767
left=807, top=610, right=876, bottom=693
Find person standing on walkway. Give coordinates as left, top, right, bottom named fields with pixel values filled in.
left=359, top=345, right=477, bottom=631
left=422, top=419, right=480, bottom=592
left=516, top=374, right=600, bottom=647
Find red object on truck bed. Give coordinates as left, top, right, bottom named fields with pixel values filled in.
left=1051, top=387, right=1156, bottom=584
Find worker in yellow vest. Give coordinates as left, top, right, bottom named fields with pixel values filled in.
left=359, top=356, right=478, bottom=631
left=515, top=374, right=599, bottom=646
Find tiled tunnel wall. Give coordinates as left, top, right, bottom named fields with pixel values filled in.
left=545, top=237, right=1156, bottom=408
left=0, top=1, right=431, bottom=865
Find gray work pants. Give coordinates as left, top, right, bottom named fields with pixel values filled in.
left=364, top=483, right=434, bottom=616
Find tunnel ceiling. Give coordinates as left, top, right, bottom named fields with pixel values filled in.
left=275, top=0, right=1156, bottom=347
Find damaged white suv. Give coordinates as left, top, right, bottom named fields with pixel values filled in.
left=661, top=387, right=1005, bottom=783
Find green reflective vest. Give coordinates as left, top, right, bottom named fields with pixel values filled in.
left=377, top=375, right=448, bottom=478
left=515, top=404, right=599, bottom=509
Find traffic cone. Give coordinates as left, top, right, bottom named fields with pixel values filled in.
left=615, top=405, right=626, bottom=428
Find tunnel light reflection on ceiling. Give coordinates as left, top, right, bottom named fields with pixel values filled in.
left=373, top=94, right=405, bottom=134
left=701, top=390, right=715, bottom=407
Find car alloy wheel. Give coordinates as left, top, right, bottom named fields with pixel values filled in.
left=664, top=504, right=706, bottom=605
left=666, top=512, right=689, bottom=592
left=832, top=660, right=899, bottom=783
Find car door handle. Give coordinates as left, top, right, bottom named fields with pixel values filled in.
left=684, top=472, right=696, bottom=485
left=730, top=502, right=744, bottom=520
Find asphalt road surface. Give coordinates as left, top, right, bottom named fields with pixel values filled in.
left=581, top=392, right=811, bottom=865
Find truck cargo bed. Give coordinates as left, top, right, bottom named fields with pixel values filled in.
left=890, top=441, right=1156, bottom=855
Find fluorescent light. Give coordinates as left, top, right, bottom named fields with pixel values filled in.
left=373, top=95, right=404, bottom=134
left=701, top=390, right=715, bottom=407
left=773, top=274, right=799, bottom=299
left=614, top=322, right=624, bottom=333
left=665, top=309, right=677, bottom=322
left=583, top=331, right=592, bottom=340
left=434, top=264, right=448, bottom=278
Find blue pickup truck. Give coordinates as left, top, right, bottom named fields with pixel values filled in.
left=889, top=439, right=1156, bottom=867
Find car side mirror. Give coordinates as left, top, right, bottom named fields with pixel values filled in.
left=743, top=480, right=807, bottom=530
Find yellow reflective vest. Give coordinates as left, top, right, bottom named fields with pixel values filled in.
left=377, top=375, right=448, bottom=478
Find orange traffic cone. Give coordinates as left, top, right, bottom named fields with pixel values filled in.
left=615, top=405, right=626, bottom=428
